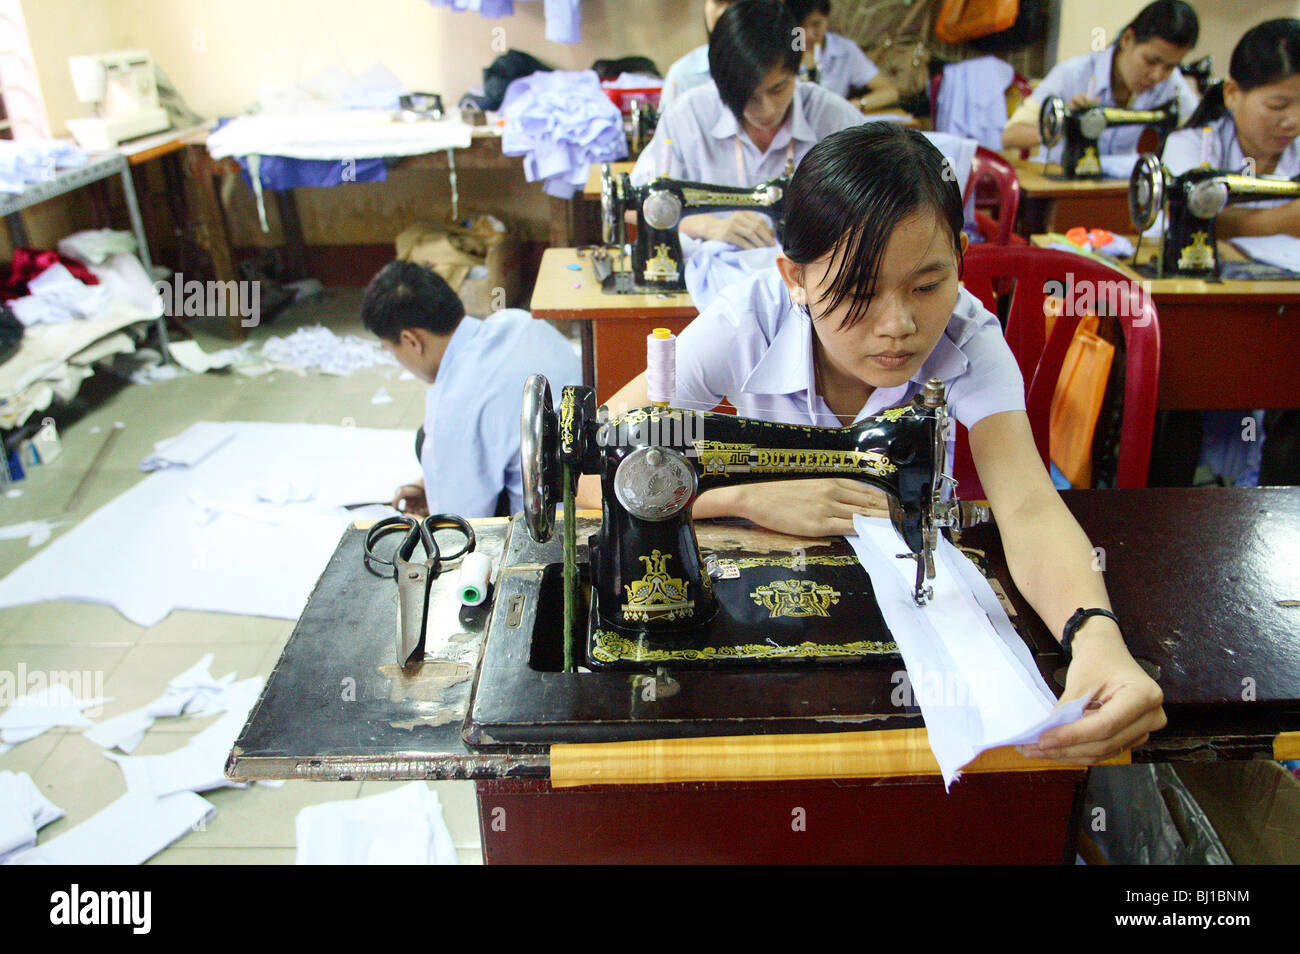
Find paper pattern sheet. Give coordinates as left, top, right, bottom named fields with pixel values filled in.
left=849, top=515, right=1086, bottom=787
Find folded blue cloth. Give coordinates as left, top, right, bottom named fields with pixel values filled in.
left=0, top=139, right=88, bottom=195
left=683, top=238, right=780, bottom=313
left=500, top=69, right=627, bottom=198
left=239, top=155, right=388, bottom=190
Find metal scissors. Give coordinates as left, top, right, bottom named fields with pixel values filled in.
left=363, top=514, right=475, bottom=667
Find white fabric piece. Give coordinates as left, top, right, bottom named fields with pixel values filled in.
left=141, top=424, right=236, bottom=472
left=848, top=514, right=1088, bottom=788
left=105, top=677, right=261, bottom=797
left=1230, top=234, right=1300, bottom=273
left=8, top=295, right=77, bottom=327
left=167, top=340, right=236, bottom=373
left=83, top=654, right=229, bottom=752
left=206, top=110, right=473, bottom=161
left=295, top=782, right=458, bottom=865
left=57, top=229, right=137, bottom=266
left=0, top=771, right=64, bottom=863
left=0, top=422, right=414, bottom=625
left=86, top=253, right=165, bottom=318
left=6, top=790, right=215, bottom=865
left=260, top=325, right=397, bottom=375
left=26, top=263, right=114, bottom=318
left=0, top=684, right=107, bottom=744
left=371, top=387, right=393, bottom=405
left=0, top=520, right=64, bottom=547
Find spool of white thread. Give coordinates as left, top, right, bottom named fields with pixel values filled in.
left=646, top=327, right=676, bottom=406
left=458, top=551, right=493, bottom=606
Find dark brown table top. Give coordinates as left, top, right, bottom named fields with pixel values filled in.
left=227, top=488, right=1300, bottom=781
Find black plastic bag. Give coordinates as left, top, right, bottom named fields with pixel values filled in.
left=463, top=49, right=553, bottom=112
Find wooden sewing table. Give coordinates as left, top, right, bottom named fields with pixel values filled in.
left=1015, top=159, right=1132, bottom=236
left=227, top=488, right=1300, bottom=863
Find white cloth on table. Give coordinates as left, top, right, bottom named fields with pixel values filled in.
left=206, top=109, right=473, bottom=160
left=935, top=56, right=1014, bottom=151
left=500, top=69, right=628, bottom=199
left=1231, top=234, right=1300, bottom=272
left=0, top=139, right=87, bottom=195
left=295, top=782, right=458, bottom=864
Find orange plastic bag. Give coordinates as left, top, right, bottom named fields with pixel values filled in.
left=1049, top=315, right=1114, bottom=488
left=934, top=0, right=1019, bottom=44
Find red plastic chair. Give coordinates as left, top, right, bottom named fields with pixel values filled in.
left=952, top=245, right=1161, bottom=498
left=968, top=146, right=1022, bottom=246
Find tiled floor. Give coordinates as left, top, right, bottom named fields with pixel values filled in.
left=0, top=289, right=486, bottom=865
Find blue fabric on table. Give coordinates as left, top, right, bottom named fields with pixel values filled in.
left=239, top=155, right=388, bottom=190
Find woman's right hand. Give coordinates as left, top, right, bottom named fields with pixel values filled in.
left=706, top=211, right=777, bottom=249
left=721, top=478, right=890, bottom=537
left=390, top=481, right=429, bottom=517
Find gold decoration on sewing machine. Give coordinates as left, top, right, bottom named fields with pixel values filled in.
left=1177, top=231, right=1215, bottom=271
left=680, top=187, right=778, bottom=207
left=691, top=441, right=895, bottom=477
left=589, top=630, right=896, bottom=663
left=695, top=440, right=754, bottom=474
left=622, top=549, right=694, bottom=622
left=750, top=579, right=842, bottom=618
left=559, top=388, right=575, bottom=455
left=644, top=244, right=680, bottom=283
left=879, top=406, right=910, bottom=423
left=730, top=554, right=860, bottom=570
left=1076, top=147, right=1101, bottom=177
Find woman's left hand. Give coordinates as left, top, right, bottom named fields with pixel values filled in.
left=1018, top=626, right=1166, bottom=765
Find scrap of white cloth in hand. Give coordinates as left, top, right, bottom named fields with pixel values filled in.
left=295, top=781, right=458, bottom=865
left=104, top=677, right=262, bottom=797
left=6, top=790, right=215, bottom=865
left=141, top=422, right=236, bottom=472
left=0, top=771, right=64, bottom=863
left=83, top=653, right=235, bottom=753
left=0, top=683, right=109, bottom=746
left=848, top=514, right=1088, bottom=788
left=0, top=520, right=65, bottom=547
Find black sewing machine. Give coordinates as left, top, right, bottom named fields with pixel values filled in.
left=627, top=98, right=658, bottom=157
left=1038, top=95, right=1179, bottom=179
left=597, top=164, right=788, bottom=292
left=1129, top=153, right=1300, bottom=276
left=517, top=374, right=988, bottom=671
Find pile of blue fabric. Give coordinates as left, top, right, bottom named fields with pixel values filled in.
left=0, top=140, right=88, bottom=195
left=500, top=69, right=627, bottom=199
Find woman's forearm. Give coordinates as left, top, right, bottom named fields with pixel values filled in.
left=856, top=85, right=899, bottom=113
left=1001, top=122, right=1041, bottom=151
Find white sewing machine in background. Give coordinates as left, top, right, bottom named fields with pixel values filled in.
left=66, top=50, right=170, bottom=150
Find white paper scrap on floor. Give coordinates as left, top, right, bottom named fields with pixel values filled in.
left=0, top=421, right=411, bottom=625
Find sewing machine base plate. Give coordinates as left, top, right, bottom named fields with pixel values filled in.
left=600, top=271, right=684, bottom=296
left=464, top=517, right=921, bottom=749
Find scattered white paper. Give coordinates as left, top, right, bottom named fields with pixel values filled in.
left=370, top=387, right=393, bottom=405
left=295, top=782, right=458, bottom=865
left=165, top=340, right=237, bottom=374
left=848, top=514, right=1087, bottom=788
left=261, top=325, right=396, bottom=376
left=5, top=489, right=21, bottom=498
left=0, top=684, right=109, bottom=745
left=1230, top=234, right=1300, bottom=273
left=83, top=654, right=234, bottom=752
left=0, top=519, right=65, bottom=547
left=398, top=370, right=415, bottom=381
left=0, top=771, right=64, bottom=863
left=6, top=790, right=215, bottom=865
left=254, top=480, right=317, bottom=507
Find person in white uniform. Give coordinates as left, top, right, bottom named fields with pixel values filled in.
left=1002, top=0, right=1200, bottom=160
left=1162, top=18, right=1300, bottom=488
left=658, top=0, right=736, bottom=112
left=582, top=123, right=1167, bottom=764
left=632, top=0, right=866, bottom=249
left=361, top=261, right=582, bottom=518
left=785, top=0, right=897, bottom=110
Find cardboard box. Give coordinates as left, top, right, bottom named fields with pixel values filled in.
left=396, top=217, right=520, bottom=318
left=1175, top=761, right=1300, bottom=864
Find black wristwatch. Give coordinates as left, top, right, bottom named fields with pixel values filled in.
left=1061, top=607, right=1121, bottom=659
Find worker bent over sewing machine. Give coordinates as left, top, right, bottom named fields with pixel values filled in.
left=586, top=163, right=788, bottom=293
left=1128, top=152, right=1300, bottom=275
left=1038, top=95, right=1180, bottom=180
left=518, top=371, right=988, bottom=671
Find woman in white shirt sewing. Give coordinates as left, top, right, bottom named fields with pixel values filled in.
left=631, top=0, right=865, bottom=249
left=1163, top=19, right=1300, bottom=237
left=583, top=124, right=1167, bottom=764
left=1002, top=0, right=1200, bottom=157
left=785, top=0, right=897, bottom=110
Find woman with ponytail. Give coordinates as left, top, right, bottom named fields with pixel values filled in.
left=1164, top=19, right=1300, bottom=235
left=1002, top=0, right=1200, bottom=158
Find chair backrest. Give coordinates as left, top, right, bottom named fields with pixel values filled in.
left=952, top=245, right=1161, bottom=496
left=968, top=146, right=1020, bottom=246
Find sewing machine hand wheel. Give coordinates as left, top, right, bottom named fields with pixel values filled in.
left=1039, top=95, right=1066, bottom=149
left=600, top=164, right=621, bottom=246
left=521, top=374, right=561, bottom=543
left=1129, top=153, right=1166, bottom=231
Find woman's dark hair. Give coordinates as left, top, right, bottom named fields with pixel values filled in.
left=783, top=123, right=964, bottom=329
left=709, top=0, right=801, bottom=121
left=360, top=260, right=465, bottom=342
left=785, top=0, right=830, bottom=24
left=1118, top=0, right=1198, bottom=50
left=1186, top=18, right=1300, bottom=128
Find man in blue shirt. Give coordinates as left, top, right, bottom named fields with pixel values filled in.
left=361, top=260, right=582, bottom=518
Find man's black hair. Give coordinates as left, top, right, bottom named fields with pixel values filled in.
left=785, top=0, right=830, bottom=25
left=783, top=123, right=965, bottom=330
left=1120, top=0, right=1198, bottom=51
left=708, top=0, right=802, bottom=122
left=360, top=260, right=465, bottom=341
